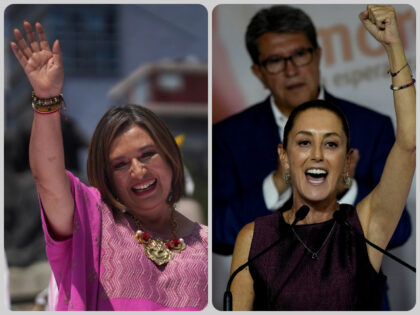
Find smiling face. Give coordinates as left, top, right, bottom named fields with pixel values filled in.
left=108, top=124, right=173, bottom=216
left=280, top=108, right=350, bottom=204
left=252, top=32, right=321, bottom=116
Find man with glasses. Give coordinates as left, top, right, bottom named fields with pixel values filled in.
left=212, top=5, right=411, bottom=310
left=260, top=47, right=314, bottom=76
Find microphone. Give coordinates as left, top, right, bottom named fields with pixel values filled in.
left=291, top=205, right=309, bottom=226
left=333, top=209, right=415, bottom=273
left=223, top=205, right=310, bottom=311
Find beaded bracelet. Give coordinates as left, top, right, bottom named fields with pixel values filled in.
left=388, top=63, right=409, bottom=77
left=390, top=77, right=416, bottom=91
left=32, top=91, right=64, bottom=107
left=32, top=102, right=61, bottom=114
left=31, top=91, right=64, bottom=115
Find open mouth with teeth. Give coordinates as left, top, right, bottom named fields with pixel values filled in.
left=132, top=178, right=157, bottom=194
left=305, top=168, right=328, bottom=184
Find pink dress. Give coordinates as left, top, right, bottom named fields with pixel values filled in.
left=40, top=171, right=208, bottom=311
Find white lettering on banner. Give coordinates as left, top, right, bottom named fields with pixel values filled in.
left=326, top=56, right=415, bottom=88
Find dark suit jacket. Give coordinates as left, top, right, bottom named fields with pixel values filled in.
left=212, top=90, right=411, bottom=254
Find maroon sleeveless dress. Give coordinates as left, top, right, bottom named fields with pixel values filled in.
left=249, top=204, right=386, bottom=310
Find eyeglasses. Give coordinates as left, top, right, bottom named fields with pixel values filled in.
left=259, top=47, right=314, bottom=74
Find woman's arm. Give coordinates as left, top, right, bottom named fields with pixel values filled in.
left=230, top=222, right=255, bottom=310
left=10, top=21, right=74, bottom=240
left=356, top=5, right=416, bottom=271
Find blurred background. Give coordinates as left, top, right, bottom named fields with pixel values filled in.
left=3, top=3, right=207, bottom=310
left=212, top=4, right=415, bottom=311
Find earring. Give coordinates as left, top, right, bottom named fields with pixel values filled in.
left=167, top=188, right=173, bottom=203
left=116, top=197, right=127, bottom=213
left=284, top=170, right=291, bottom=185
left=343, top=173, right=352, bottom=189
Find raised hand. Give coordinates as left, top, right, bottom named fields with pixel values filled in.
left=359, top=5, right=402, bottom=48
left=10, top=21, right=64, bottom=98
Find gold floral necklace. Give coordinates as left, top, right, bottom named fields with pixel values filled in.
left=128, top=208, right=186, bottom=266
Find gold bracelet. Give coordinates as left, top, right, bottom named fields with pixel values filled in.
left=32, top=102, right=62, bottom=114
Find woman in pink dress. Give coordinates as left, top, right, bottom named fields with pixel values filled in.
left=10, top=21, right=207, bottom=311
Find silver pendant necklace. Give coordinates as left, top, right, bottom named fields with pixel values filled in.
left=291, top=222, right=336, bottom=260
